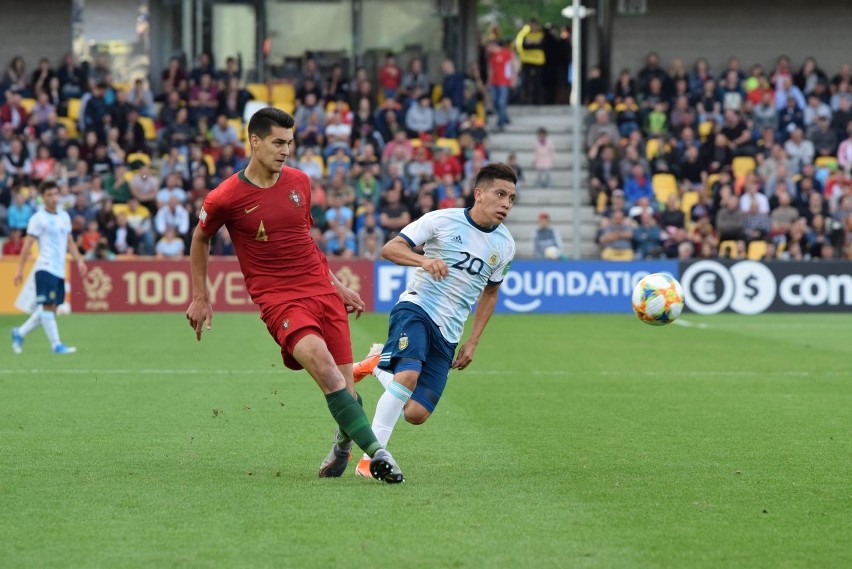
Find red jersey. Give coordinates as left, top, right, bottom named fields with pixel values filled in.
left=433, top=155, right=462, bottom=180
left=199, top=167, right=336, bottom=305
left=378, top=64, right=401, bottom=90
left=488, top=48, right=513, bottom=87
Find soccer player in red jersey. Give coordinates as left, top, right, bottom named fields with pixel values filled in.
left=185, top=107, right=403, bottom=483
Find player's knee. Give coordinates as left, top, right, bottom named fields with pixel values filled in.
left=403, top=406, right=431, bottom=425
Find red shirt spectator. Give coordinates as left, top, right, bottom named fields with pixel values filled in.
left=432, top=148, right=462, bottom=181
left=378, top=55, right=401, bottom=96
left=488, top=45, right=514, bottom=87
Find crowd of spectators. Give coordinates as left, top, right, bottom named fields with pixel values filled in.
left=0, top=45, right=514, bottom=260
left=588, top=52, right=852, bottom=261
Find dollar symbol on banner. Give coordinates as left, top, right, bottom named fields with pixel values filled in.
left=744, top=275, right=759, bottom=300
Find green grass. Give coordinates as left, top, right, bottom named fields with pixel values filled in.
left=1, top=311, right=850, bottom=568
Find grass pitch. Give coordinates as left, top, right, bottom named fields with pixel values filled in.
left=1, top=311, right=850, bottom=568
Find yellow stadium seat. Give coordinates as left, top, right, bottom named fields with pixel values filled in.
left=409, top=138, right=422, bottom=148
left=680, top=190, right=700, bottom=223
left=127, top=152, right=151, bottom=168
left=732, top=156, right=756, bottom=178
left=815, top=156, right=838, bottom=169
left=436, top=137, right=460, bottom=156
left=138, top=116, right=157, bottom=141
left=706, top=173, right=720, bottom=193
left=651, top=173, right=678, bottom=205
left=228, top=118, right=246, bottom=141
left=431, top=85, right=443, bottom=105
left=698, top=120, right=714, bottom=141
left=475, top=101, right=485, bottom=122
left=112, top=82, right=130, bottom=93
left=67, top=98, right=82, bottom=120
left=747, top=240, right=768, bottom=260
left=57, top=116, right=78, bottom=137
left=596, top=191, right=608, bottom=214
left=246, top=82, right=269, bottom=102
left=645, top=138, right=661, bottom=160
left=270, top=82, right=295, bottom=113
left=601, top=247, right=635, bottom=261
left=20, top=98, right=36, bottom=112
left=203, top=154, right=216, bottom=175
left=718, top=240, right=742, bottom=259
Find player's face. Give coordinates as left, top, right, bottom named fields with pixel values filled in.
left=475, top=180, right=516, bottom=225
left=251, top=126, right=294, bottom=174
left=41, top=188, right=60, bottom=212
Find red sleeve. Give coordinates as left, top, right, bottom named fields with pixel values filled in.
left=198, top=187, right=228, bottom=236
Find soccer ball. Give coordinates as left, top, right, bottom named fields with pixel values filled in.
left=631, top=273, right=684, bottom=326
left=543, top=245, right=561, bottom=259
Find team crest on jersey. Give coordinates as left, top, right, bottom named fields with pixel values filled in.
left=289, top=190, right=303, bottom=207
left=282, top=319, right=289, bottom=330
left=398, top=333, right=408, bottom=351
left=488, top=251, right=499, bottom=266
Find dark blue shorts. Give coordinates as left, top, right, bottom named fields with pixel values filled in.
left=377, top=302, right=457, bottom=413
left=35, top=271, right=65, bottom=306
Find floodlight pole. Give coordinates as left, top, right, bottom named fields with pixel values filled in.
left=564, top=1, right=587, bottom=260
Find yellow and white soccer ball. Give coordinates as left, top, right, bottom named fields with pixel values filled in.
left=631, top=273, right=684, bottom=326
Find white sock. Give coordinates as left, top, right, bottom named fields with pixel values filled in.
left=19, top=309, right=42, bottom=336
left=40, top=311, right=62, bottom=349
left=361, top=380, right=412, bottom=461
left=374, top=368, right=394, bottom=390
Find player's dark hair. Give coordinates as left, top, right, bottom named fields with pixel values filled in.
left=247, top=107, right=295, bottom=140
left=474, top=162, right=517, bottom=189
left=38, top=180, right=59, bottom=194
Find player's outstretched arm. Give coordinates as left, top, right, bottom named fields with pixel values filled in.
left=381, top=236, right=448, bottom=281
left=453, top=283, right=500, bottom=370
left=186, top=225, right=214, bottom=341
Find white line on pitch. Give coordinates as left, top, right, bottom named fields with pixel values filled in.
left=1, top=368, right=849, bottom=378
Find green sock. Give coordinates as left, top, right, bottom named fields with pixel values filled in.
left=325, top=389, right=381, bottom=457
left=335, top=392, right=363, bottom=447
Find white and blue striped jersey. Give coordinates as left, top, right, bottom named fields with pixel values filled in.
left=26, top=208, right=72, bottom=280
left=397, top=208, right=515, bottom=343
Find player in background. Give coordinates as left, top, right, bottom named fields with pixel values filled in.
left=11, top=180, right=87, bottom=354
left=352, top=163, right=517, bottom=478
left=185, top=107, right=403, bottom=483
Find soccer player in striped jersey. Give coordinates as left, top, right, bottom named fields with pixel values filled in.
left=352, top=163, right=517, bottom=478
left=11, top=180, right=87, bottom=355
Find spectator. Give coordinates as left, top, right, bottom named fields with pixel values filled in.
left=400, top=57, right=430, bottom=102
left=586, top=109, right=620, bottom=149
left=154, top=195, right=189, bottom=238
left=404, top=95, right=435, bottom=139
left=486, top=39, right=514, bottom=132
left=378, top=180, right=410, bottom=241
left=7, top=190, right=34, bottom=231
left=623, top=163, right=655, bottom=209
left=378, top=53, right=402, bottom=100
left=809, top=114, right=839, bottom=157
left=154, top=225, right=185, bottom=258
left=531, top=211, right=563, bottom=259
left=2, top=227, right=24, bottom=254
left=634, top=211, right=663, bottom=259
left=597, top=209, right=634, bottom=260
left=784, top=128, right=815, bottom=173
left=716, top=194, right=747, bottom=242
left=534, top=127, right=556, bottom=188
left=156, top=172, right=188, bottom=208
